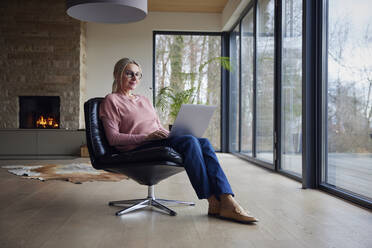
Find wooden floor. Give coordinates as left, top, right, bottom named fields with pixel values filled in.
left=0, top=154, right=371, bottom=248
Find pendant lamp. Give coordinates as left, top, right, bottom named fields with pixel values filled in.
left=66, top=0, right=147, bottom=23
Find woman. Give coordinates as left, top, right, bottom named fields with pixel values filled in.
left=100, top=58, right=258, bottom=224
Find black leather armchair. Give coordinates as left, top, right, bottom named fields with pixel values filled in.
left=84, top=97, right=194, bottom=216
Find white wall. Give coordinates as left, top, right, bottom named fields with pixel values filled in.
left=85, top=12, right=222, bottom=102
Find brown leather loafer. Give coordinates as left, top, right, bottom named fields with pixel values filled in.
left=219, top=206, right=258, bottom=224
left=208, top=196, right=220, bottom=216
left=208, top=206, right=220, bottom=217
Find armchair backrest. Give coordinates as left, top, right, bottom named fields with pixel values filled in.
left=84, top=97, right=116, bottom=168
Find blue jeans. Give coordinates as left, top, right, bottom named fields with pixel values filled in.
left=135, top=135, right=234, bottom=199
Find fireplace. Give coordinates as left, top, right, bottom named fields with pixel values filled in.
left=19, top=96, right=60, bottom=129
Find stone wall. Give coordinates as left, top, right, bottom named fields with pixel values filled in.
left=0, top=0, right=86, bottom=129
left=79, top=22, right=87, bottom=129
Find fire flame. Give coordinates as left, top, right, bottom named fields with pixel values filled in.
left=36, top=116, right=59, bottom=128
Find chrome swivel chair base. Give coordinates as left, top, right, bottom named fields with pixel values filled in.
left=109, top=185, right=195, bottom=216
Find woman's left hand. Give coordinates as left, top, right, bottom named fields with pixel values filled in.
left=146, top=130, right=169, bottom=140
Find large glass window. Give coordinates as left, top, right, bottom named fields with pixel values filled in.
left=323, top=0, right=372, bottom=200
left=241, top=9, right=254, bottom=156
left=281, top=0, right=302, bottom=175
left=229, top=0, right=303, bottom=175
left=230, top=25, right=240, bottom=153
left=227, top=0, right=370, bottom=207
left=154, top=33, right=222, bottom=150
left=256, top=0, right=275, bottom=163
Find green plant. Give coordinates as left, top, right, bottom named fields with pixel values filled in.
left=156, top=86, right=196, bottom=122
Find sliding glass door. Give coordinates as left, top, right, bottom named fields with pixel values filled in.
left=229, top=0, right=276, bottom=167
left=280, top=0, right=302, bottom=175
left=241, top=9, right=254, bottom=156
left=229, top=0, right=302, bottom=174
left=256, top=0, right=275, bottom=163
left=322, top=0, right=372, bottom=201
left=230, top=25, right=240, bottom=153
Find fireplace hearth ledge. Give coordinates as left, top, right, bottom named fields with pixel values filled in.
left=0, top=129, right=86, bottom=157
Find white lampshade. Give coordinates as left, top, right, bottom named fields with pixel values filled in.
left=66, top=0, right=147, bottom=24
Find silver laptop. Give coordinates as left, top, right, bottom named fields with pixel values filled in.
left=169, top=104, right=217, bottom=138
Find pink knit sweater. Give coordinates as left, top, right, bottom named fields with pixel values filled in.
left=99, top=93, right=169, bottom=151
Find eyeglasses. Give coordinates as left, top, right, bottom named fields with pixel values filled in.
left=125, top=70, right=142, bottom=79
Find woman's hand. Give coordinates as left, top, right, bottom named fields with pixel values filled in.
left=146, top=130, right=168, bottom=141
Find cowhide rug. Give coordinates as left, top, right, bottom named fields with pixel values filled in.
left=2, top=163, right=127, bottom=184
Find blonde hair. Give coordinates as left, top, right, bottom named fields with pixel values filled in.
left=112, top=58, right=141, bottom=93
